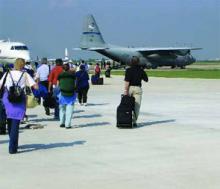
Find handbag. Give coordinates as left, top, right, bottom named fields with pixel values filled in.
left=32, top=83, right=48, bottom=98
left=26, top=88, right=38, bottom=108
left=43, top=93, right=56, bottom=109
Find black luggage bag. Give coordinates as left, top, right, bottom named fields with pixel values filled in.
left=43, top=93, right=56, bottom=109
left=98, top=77, right=104, bottom=85
left=116, top=95, right=135, bottom=128
left=105, top=70, right=111, bottom=78
left=91, top=75, right=104, bottom=85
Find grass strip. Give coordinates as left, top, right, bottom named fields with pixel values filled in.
left=109, top=69, right=220, bottom=79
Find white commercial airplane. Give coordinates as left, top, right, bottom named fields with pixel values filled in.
left=0, top=39, right=31, bottom=64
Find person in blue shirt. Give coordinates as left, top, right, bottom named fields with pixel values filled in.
left=75, top=64, right=90, bottom=106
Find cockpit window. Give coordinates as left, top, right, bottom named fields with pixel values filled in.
left=11, top=46, right=28, bottom=50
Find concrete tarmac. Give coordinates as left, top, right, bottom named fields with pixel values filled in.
left=0, top=76, right=220, bottom=189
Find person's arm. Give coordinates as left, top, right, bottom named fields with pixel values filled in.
left=48, top=82, right=52, bottom=93
left=35, top=72, right=40, bottom=83
left=32, top=83, right=39, bottom=90
left=48, top=71, right=53, bottom=93
left=124, top=68, right=130, bottom=95
left=56, top=74, right=61, bottom=87
left=142, top=69, right=148, bottom=82
left=26, top=73, right=39, bottom=90
left=124, top=81, right=130, bottom=95
left=35, top=68, right=40, bottom=81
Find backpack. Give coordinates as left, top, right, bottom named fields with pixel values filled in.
left=8, top=71, right=25, bottom=103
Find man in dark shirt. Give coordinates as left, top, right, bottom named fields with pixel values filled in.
left=124, top=56, right=148, bottom=126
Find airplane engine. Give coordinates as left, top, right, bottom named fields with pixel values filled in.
left=176, top=54, right=196, bottom=67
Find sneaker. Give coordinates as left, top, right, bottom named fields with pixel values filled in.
left=60, top=124, right=65, bottom=128
left=20, top=120, right=26, bottom=124
left=83, top=103, right=87, bottom=106
left=65, top=126, right=72, bottom=129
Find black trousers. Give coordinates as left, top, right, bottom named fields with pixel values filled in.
left=40, top=81, right=50, bottom=113
left=78, top=86, right=89, bottom=103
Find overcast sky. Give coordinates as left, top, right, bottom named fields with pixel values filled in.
left=0, top=0, right=219, bottom=60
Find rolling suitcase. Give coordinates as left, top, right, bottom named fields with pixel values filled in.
left=116, top=95, right=135, bottom=128
left=91, top=75, right=104, bottom=85
left=97, top=77, right=104, bottom=85
left=91, top=75, right=98, bottom=85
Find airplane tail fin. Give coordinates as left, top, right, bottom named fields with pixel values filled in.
left=80, top=14, right=107, bottom=49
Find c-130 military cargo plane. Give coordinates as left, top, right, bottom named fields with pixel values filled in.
left=78, top=14, right=201, bottom=69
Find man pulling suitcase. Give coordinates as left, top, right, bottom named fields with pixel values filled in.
left=117, top=56, right=148, bottom=128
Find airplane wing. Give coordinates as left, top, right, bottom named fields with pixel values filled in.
left=135, top=47, right=202, bottom=56
left=135, top=47, right=202, bottom=52
left=73, top=47, right=109, bottom=51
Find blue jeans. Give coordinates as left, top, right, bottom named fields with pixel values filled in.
left=7, top=119, right=20, bottom=154
left=59, top=104, right=74, bottom=127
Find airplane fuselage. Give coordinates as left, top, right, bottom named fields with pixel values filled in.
left=97, top=47, right=196, bottom=69
left=0, top=40, right=31, bottom=64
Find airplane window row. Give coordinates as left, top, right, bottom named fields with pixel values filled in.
left=10, top=46, right=28, bottom=50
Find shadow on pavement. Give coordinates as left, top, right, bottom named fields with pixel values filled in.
left=137, top=119, right=176, bottom=128
left=86, top=103, right=109, bottom=106
left=74, top=110, right=85, bottom=114
left=74, top=114, right=102, bottom=119
left=75, top=122, right=110, bottom=128
left=29, top=118, right=59, bottom=122
left=18, top=140, right=86, bottom=153
left=26, top=114, right=38, bottom=118
left=0, top=140, right=9, bottom=144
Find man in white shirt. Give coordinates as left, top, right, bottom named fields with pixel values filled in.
left=35, top=58, right=50, bottom=115
left=36, top=58, right=50, bottom=82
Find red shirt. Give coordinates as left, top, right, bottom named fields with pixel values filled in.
left=48, top=66, right=63, bottom=85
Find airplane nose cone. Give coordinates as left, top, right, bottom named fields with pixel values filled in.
left=190, top=56, right=196, bottom=63
left=20, top=52, right=31, bottom=62
left=187, top=55, right=196, bottom=64
left=192, top=57, right=196, bottom=63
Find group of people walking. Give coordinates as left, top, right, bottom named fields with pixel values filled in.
left=0, top=56, right=148, bottom=154
left=0, top=58, right=90, bottom=154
